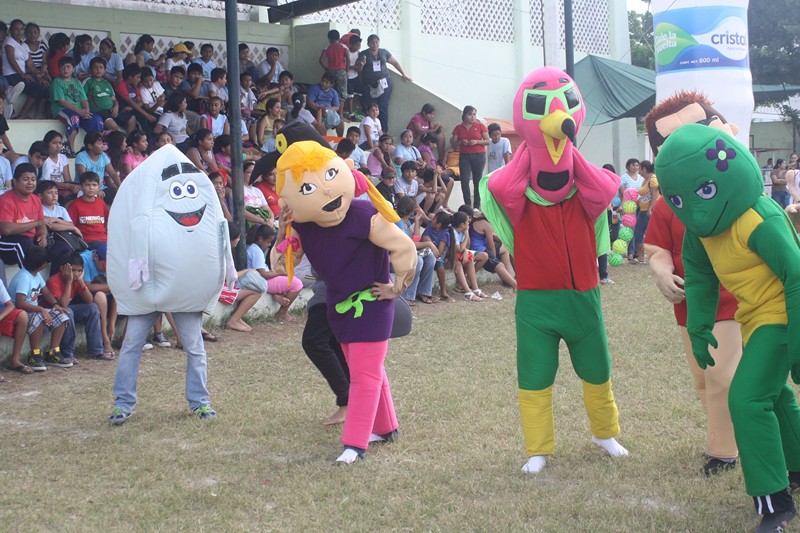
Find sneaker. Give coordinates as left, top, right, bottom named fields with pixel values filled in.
left=6, top=82, right=25, bottom=118
left=151, top=332, right=171, bottom=347
left=63, top=356, right=78, bottom=365
left=27, top=353, right=46, bottom=372
left=45, top=350, right=73, bottom=368
left=703, top=457, right=736, bottom=476
left=142, top=342, right=154, bottom=351
left=600, top=278, right=615, bottom=284
left=193, top=404, right=217, bottom=420
left=109, top=407, right=132, bottom=426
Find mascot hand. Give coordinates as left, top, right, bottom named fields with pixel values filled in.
left=690, top=330, right=717, bottom=369
left=128, top=259, right=150, bottom=290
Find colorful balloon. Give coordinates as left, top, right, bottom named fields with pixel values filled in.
left=623, top=188, right=639, bottom=201
left=622, top=200, right=637, bottom=214
left=622, top=213, right=637, bottom=228
left=608, top=252, right=623, bottom=266
left=612, top=239, right=628, bottom=255
left=618, top=226, right=634, bottom=241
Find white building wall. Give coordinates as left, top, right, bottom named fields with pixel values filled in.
left=295, top=0, right=640, bottom=167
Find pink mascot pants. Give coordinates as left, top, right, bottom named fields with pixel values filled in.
left=340, top=340, right=398, bottom=450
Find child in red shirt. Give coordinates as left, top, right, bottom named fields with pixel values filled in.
left=67, top=172, right=109, bottom=247
left=318, top=29, right=349, bottom=104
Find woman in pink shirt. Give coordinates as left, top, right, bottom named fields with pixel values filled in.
left=408, top=103, right=445, bottom=161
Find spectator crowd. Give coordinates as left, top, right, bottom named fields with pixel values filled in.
left=0, top=18, right=527, bottom=382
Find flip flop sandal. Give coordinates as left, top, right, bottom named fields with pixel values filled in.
left=202, top=332, right=219, bottom=342
left=404, top=298, right=417, bottom=307
left=418, top=295, right=435, bottom=304
left=7, top=364, right=33, bottom=375
left=473, top=289, right=487, bottom=298
left=96, top=352, right=116, bottom=361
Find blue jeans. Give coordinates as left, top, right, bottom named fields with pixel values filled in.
left=62, top=303, right=103, bottom=358
left=633, top=210, right=650, bottom=251
left=772, top=191, right=791, bottom=209
left=113, top=312, right=209, bottom=412
left=402, top=251, right=436, bottom=300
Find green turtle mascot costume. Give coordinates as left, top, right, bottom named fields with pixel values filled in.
left=656, top=123, right=800, bottom=532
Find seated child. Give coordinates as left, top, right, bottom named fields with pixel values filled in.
left=51, top=56, right=104, bottom=156
left=417, top=167, right=446, bottom=215
left=37, top=179, right=84, bottom=271
left=395, top=196, right=437, bottom=305
left=487, top=122, right=512, bottom=173
left=8, top=246, right=71, bottom=370
left=47, top=251, right=112, bottom=362
left=260, top=118, right=285, bottom=154
left=67, top=171, right=109, bottom=248
left=458, top=205, right=517, bottom=289
left=201, top=96, right=229, bottom=138
left=0, top=276, right=33, bottom=376
left=84, top=56, right=137, bottom=134
left=219, top=224, right=262, bottom=332
left=40, top=130, right=80, bottom=203
left=375, top=171, right=397, bottom=209
left=79, top=243, right=117, bottom=355
left=245, top=223, right=302, bottom=322
left=421, top=211, right=455, bottom=302
left=450, top=211, right=487, bottom=301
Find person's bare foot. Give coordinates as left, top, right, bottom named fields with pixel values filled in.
left=271, top=294, right=290, bottom=307
left=323, top=406, right=347, bottom=426
left=276, top=311, right=296, bottom=323
left=226, top=320, right=251, bottom=332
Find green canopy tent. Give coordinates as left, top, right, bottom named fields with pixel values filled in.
left=574, top=54, right=800, bottom=126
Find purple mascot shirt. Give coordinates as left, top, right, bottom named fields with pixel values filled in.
left=292, top=200, right=394, bottom=343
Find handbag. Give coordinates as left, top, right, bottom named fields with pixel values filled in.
left=51, top=230, right=89, bottom=253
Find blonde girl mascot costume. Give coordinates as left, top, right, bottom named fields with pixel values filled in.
left=481, top=67, right=627, bottom=474
left=107, top=145, right=236, bottom=425
left=276, top=141, right=417, bottom=464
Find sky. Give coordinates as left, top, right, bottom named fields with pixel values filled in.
left=627, top=0, right=647, bottom=13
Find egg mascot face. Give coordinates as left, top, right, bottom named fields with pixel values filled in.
left=108, top=145, right=230, bottom=315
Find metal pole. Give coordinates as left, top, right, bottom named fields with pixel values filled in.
left=225, top=0, right=246, bottom=268
left=564, top=0, right=574, bottom=77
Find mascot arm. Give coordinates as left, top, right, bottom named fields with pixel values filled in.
left=220, top=220, right=238, bottom=287
left=128, top=215, right=150, bottom=290
left=486, top=142, right=531, bottom=226
left=748, top=215, right=800, bottom=365
left=682, top=232, right=720, bottom=369
left=572, top=149, right=620, bottom=220
left=369, top=214, right=418, bottom=293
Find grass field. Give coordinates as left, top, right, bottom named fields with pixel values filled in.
left=0, top=265, right=774, bottom=531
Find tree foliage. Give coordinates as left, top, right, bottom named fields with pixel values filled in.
left=629, top=10, right=653, bottom=70
left=748, top=0, right=800, bottom=86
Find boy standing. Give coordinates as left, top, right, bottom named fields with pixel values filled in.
left=318, top=30, right=349, bottom=106
left=50, top=56, right=104, bottom=157
left=487, top=123, right=512, bottom=173
left=47, top=252, right=111, bottom=362
left=67, top=172, right=109, bottom=248
left=80, top=243, right=116, bottom=357
left=8, top=246, right=71, bottom=370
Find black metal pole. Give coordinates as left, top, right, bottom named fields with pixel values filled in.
left=564, top=0, right=574, bottom=78
left=225, top=0, right=246, bottom=268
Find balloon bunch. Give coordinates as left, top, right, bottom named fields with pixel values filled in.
left=608, top=188, right=638, bottom=266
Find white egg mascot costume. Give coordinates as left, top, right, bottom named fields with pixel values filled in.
left=107, top=145, right=236, bottom=424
